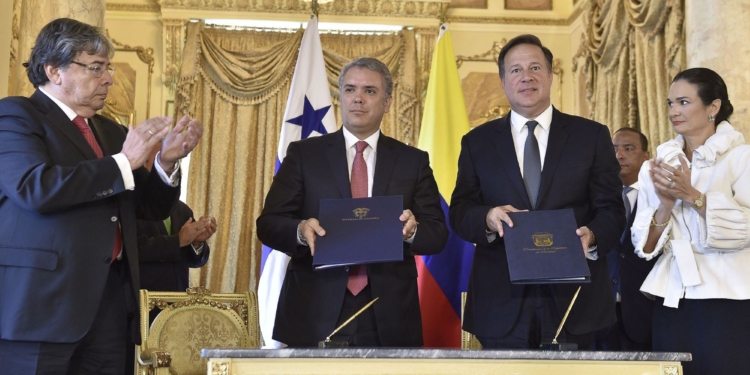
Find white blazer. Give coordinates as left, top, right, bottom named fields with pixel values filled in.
left=632, top=122, right=750, bottom=308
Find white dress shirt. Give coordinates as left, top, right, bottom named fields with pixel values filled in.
left=625, top=181, right=639, bottom=216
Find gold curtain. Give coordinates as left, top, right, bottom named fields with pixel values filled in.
left=578, top=0, right=684, bottom=150
left=174, top=22, right=425, bottom=293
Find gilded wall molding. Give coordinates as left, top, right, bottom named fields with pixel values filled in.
left=161, top=18, right=189, bottom=93
left=108, top=1, right=584, bottom=25
left=106, top=3, right=161, bottom=13
left=445, top=15, right=568, bottom=26
left=105, top=31, right=155, bottom=118
left=157, top=0, right=447, bottom=18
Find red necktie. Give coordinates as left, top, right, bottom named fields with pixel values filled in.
left=347, top=141, right=369, bottom=295
left=72, top=116, right=122, bottom=262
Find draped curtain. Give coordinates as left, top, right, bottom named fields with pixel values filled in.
left=174, top=22, right=433, bottom=292
left=578, top=0, right=685, bottom=150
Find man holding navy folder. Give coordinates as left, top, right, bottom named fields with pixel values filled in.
left=450, top=34, right=624, bottom=349
left=257, top=57, right=448, bottom=347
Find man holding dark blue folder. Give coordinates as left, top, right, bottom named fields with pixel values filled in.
left=257, top=57, right=448, bottom=347
left=450, top=34, right=624, bottom=349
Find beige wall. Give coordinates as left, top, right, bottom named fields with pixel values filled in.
left=0, top=0, right=14, bottom=97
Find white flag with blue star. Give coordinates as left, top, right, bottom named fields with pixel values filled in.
left=258, top=15, right=336, bottom=349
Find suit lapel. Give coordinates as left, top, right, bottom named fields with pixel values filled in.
left=536, top=108, right=568, bottom=209
left=30, top=90, right=98, bottom=160
left=372, top=134, right=397, bottom=197
left=325, top=130, right=352, bottom=198
left=89, top=117, right=120, bottom=156
left=494, top=116, right=532, bottom=209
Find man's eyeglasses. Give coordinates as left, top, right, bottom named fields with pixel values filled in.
left=70, top=61, right=116, bottom=78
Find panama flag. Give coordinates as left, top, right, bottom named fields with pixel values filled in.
left=257, top=15, right=336, bottom=349
left=416, top=24, right=475, bottom=348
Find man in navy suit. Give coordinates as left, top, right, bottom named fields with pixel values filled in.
left=0, top=18, right=203, bottom=374
left=450, top=34, right=624, bottom=349
left=137, top=200, right=216, bottom=295
left=593, top=128, right=654, bottom=351
left=257, top=57, right=448, bottom=347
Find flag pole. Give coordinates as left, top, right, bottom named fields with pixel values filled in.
left=311, top=0, right=320, bottom=19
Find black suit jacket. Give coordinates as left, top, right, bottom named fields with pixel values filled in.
left=256, top=129, right=448, bottom=347
left=0, top=90, right=179, bottom=344
left=137, top=200, right=210, bottom=292
left=609, top=200, right=656, bottom=343
left=450, top=108, right=624, bottom=338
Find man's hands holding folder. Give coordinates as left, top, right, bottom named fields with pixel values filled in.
left=300, top=209, right=418, bottom=256
left=485, top=205, right=526, bottom=237
left=487, top=205, right=593, bottom=255
left=299, top=219, right=326, bottom=256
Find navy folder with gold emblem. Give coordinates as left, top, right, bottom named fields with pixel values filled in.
left=313, top=196, right=404, bottom=270
left=502, top=209, right=591, bottom=284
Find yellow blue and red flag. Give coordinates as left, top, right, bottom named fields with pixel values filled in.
left=416, top=24, right=475, bottom=348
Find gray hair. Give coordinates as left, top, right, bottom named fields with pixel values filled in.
left=23, top=18, right=114, bottom=87
left=338, top=57, right=393, bottom=98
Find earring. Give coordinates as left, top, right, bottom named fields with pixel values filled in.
left=709, top=114, right=715, bottom=122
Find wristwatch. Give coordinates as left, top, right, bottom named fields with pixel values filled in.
left=692, top=192, right=706, bottom=208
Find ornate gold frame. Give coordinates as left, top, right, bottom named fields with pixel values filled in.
left=455, top=40, right=564, bottom=120
left=104, top=30, right=155, bottom=122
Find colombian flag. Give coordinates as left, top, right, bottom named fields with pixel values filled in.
left=416, top=24, right=475, bottom=348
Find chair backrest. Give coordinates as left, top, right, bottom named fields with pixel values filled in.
left=136, top=287, right=261, bottom=375
left=461, top=292, right=483, bottom=350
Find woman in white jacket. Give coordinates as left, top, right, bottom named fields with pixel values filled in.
left=632, top=67, right=750, bottom=374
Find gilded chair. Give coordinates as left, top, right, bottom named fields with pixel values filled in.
left=461, top=292, right=483, bottom=350
left=135, top=287, right=261, bottom=375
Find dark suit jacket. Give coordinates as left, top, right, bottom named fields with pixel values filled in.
left=256, top=129, right=448, bottom=347
left=608, top=200, right=656, bottom=343
left=450, top=108, right=624, bottom=338
left=0, top=90, right=180, bottom=344
left=137, top=200, right=210, bottom=293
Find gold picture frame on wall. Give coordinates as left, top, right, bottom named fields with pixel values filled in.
left=456, top=41, right=563, bottom=127
left=101, top=30, right=155, bottom=126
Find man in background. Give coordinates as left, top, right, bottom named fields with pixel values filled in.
left=137, top=200, right=216, bottom=298
left=594, top=127, right=654, bottom=351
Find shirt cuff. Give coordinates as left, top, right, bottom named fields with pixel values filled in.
left=153, top=151, right=181, bottom=187
left=586, top=245, right=598, bottom=261
left=191, top=242, right=205, bottom=254
left=297, top=220, right=308, bottom=246
left=404, top=226, right=417, bottom=244
left=112, top=153, right=135, bottom=190
left=486, top=230, right=497, bottom=243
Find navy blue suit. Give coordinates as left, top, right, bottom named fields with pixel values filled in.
left=596, top=200, right=656, bottom=350
left=257, top=129, right=448, bottom=347
left=451, top=108, right=624, bottom=340
left=0, top=90, right=179, bottom=345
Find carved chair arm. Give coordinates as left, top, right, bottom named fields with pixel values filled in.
left=138, top=347, right=172, bottom=369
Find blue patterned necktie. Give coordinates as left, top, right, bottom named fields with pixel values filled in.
left=523, top=120, right=541, bottom=208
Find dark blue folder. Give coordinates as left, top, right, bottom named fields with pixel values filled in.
left=313, top=196, right=404, bottom=270
left=502, top=209, right=591, bottom=284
